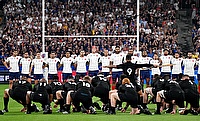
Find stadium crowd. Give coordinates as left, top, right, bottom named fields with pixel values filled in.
left=0, top=0, right=200, bottom=116
left=0, top=0, right=182, bottom=59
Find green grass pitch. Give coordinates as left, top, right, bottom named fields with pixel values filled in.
left=0, top=84, right=199, bottom=121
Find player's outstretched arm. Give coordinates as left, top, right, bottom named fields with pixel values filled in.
left=103, top=65, right=117, bottom=68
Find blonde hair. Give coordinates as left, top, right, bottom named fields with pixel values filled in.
left=83, top=76, right=91, bottom=82
left=122, top=78, right=130, bottom=84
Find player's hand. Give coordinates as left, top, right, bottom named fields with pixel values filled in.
left=121, top=108, right=126, bottom=113
left=53, top=104, right=58, bottom=108
left=7, top=67, right=12, bottom=70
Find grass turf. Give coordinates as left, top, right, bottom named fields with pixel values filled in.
left=0, top=84, right=199, bottom=121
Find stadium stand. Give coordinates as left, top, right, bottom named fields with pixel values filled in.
left=0, top=0, right=199, bottom=84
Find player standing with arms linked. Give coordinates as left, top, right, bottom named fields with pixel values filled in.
left=59, top=51, right=75, bottom=82
left=99, top=49, right=111, bottom=77
left=183, top=51, right=196, bottom=81
left=87, top=46, right=101, bottom=77
left=20, top=52, right=32, bottom=83
left=46, top=51, right=60, bottom=84
left=74, top=50, right=89, bottom=78
left=30, top=52, right=46, bottom=84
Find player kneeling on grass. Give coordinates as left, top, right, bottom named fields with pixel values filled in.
left=107, top=78, right=141, bottom=115
left=1, top=76, right=32, bottom=113
left=55, top=76, right=77, bottom=112
left=142, top=74, right=162, bottom=115
left=26, top=78, right=53, bottom=114
left=155, top=75, right=186, bottom=115
left=91, top=72, right=110, bottom=112
left=179, top=75, right=200, bottom=115
left=63, top=76, right=96, bottom=114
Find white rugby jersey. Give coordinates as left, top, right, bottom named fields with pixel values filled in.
left=99, top=56, right=111, bottom=72
left=32, top=58, right=45, bottom=74
left=20, top=58, right=32, bottom=74
left=150, top=59, right=160, bottom=75
left=160, top=55, right=173, bottom=72
left=6, top=56, right=22, bottom=72
left=138, top=56, right=152, bottom=70
left=110, top=53, right=124, bottom=72
left=75, top=56, right=89, bottom=73
left=131, top=55, right=138, bottom=64
left=183, top=58, right=196, bottom=76
left=171, top=57, right=183, bottom=74
left=138, top=56, right=151, bottom=64
left=46, top=58, right=60, bottom=74
left=124, top=55, right=138, bottom=64
left=60, top=57, right=75, bottom=73
left=87, top=53, right=101, bottom=71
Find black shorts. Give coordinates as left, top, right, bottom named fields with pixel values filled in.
left=164, top=90, right=185, bottom=108
left=72, top=91, right=92, bottom=110
left=61, top=91, right=67, bottom=100
left=93, top=87, right=109, bottom=104
left=9, top=88, right=27, bottom=105
left=30, top=92, right=49, bottom=105
left=185, top=93, right=199, bottom=108
left=118, top=93, right=138, bottom=108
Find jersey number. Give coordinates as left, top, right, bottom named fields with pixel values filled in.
left=82, top=82, right=90, bottom=87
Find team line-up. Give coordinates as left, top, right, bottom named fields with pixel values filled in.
left=0, top=46, right=199, bottom=115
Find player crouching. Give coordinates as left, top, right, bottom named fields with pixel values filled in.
left=26, top=78, right=53, bottom=114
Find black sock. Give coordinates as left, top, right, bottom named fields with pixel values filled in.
left=66, top=104, right=70, bottom=112
left=156, top=102, right=161, bottom=113
left=4, top=97, right=9, bottom=110
left=27, top=103, right=31, bottom=111
left=111, top=107, right=115, bottom=113
left=116, top=100, right=122, bottom=107
left=58, top=99, right=64, bottom=110
left=142, top=103, right=147, bottom=109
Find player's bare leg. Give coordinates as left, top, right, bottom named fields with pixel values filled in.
left=34, top=79, right=39, bottom=85
left=109, top=90, right=118, bottom=99
left=108, top=92, right=120, bottom=114
left=146, top=78, right=150, bottom=87
left=26, top=91, right=32, bottom=114
left=130, top=108, right=140, bottom=115
left=2, top=89, right=10, bottom=112
left=9, top=80, right=13, bottom=89
left=155, top=91, right=165, bottom=114
left=55, top=90, right=64, bottom=112
left=63, top=91, right=73, bottom=114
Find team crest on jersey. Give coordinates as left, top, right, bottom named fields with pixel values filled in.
left=192, top=60, right=194, bottom=62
